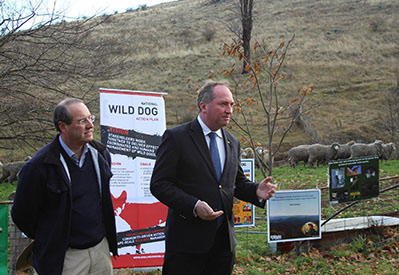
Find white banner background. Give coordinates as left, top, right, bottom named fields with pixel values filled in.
left=100, top=89, right=167, bottom=268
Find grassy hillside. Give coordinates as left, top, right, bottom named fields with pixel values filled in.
left=90, top=0, right=398, bottom=145
left=1, top=0, right=398, bottom=162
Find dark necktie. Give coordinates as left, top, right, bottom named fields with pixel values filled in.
left=208, top=132, right=221, bottom=181
left=209, top=132, right=224, bottom=227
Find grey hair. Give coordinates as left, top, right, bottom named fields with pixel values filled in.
left=197, top=79, right=230, bottom=111
left=53, top=98, right=83, bottom=132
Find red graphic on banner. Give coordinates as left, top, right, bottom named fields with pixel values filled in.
left=112, top=191, right=167, bottom=229
left=111, top=191, right=168, bottom=268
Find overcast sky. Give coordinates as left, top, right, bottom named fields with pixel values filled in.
left=8, top=0, right=176, bottom=29
left=62, top=0, right=176, bottom=18
left=39, top=0, right=176, bottom=19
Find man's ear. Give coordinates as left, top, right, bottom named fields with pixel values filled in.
left=58, top=121, right=68, bottom=133
left=199, top=102, right=206, bottom=113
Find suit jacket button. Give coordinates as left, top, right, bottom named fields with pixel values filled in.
left=218, top=185, right=222, bottom=189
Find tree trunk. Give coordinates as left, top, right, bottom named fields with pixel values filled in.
left=240, top=0, right=253, bottom=74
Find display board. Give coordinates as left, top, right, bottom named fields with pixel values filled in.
left=328, top=156, right=379, bottom=204
left=268, top=189, right=321, bottom=243
left=100, top=88, right=167, bottom=268
left=233, top=159, right=255, bottom=227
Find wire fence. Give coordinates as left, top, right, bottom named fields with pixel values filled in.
left=1, top=201, right=31, bottom=275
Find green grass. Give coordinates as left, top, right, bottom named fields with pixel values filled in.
left=117, top=160, right=399, bottom=275
left=232, top=159, right=399, bottom=275
left=12, top=160, right=399, bottom=275
left=0, top=183, right=16, bottom=201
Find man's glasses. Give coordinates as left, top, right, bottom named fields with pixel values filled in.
left=74, top=115, right=95, bottom=126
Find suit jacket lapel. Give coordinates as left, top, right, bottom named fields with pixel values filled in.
left=221, top=128, right=233, bottom=180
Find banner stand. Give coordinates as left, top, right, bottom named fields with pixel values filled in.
left=100, top=88, right=168, bottom=269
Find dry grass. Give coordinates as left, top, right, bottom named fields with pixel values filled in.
left=83, top=0, right=398, bottom=147
left=1, top=0, right=398, bottom=162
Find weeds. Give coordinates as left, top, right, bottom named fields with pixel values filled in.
left=349, top=235, right=369, bottom=253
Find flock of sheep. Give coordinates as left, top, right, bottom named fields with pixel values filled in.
left=0, top=157, right=30, bottom=184
left=239, top=140, right=396, bottom=169
left=287, top=140, right=396, bottom=168
left=0, top=141, right=397, bottom=183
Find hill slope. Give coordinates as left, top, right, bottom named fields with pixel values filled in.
left=2, top=0, right=398, bottom=161
left=89, top=0, right=398, bottom=147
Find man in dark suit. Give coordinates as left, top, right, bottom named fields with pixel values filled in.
left=150, top=80, right=277, bottom=275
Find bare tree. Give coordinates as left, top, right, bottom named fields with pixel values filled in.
left=0, top=0, right=124, bottom=157
left=220, top=35, right=315, bottom=177
left=378, top=77, right=399, bottom=159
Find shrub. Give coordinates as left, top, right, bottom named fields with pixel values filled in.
left=203, top=25, right=216, bottom=41
left=369, top=17, right=385, bottom=32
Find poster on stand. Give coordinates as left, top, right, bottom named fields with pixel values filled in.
left=328, top=156, right=379, bottom=204
left=268, top=189, right=321, bottom=243
left=233, top=159, right=255, bottom=227
left=100, top=88, right=168, bottom=269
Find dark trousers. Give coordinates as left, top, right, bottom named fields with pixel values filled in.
left=162, top=221, right=235, bottom=275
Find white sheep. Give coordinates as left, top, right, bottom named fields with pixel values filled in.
left=0, top=157, right=31, bottom=184
left=380, top=142, right=396, bottom=161
left=288, top=145, right=310, bottom=168
left=241, top=146, right=271, bottom=168
left=335, top=141, right=355, bottom=160
left=350, top=140, right=384, bottom=159
left=241, top=147, right=254, bottom=159
left=308, top=143, right=340, bottom=168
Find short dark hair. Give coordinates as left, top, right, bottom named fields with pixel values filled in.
left=53, top=98, right=83, bottom=132
left=197, top=79, right=229, bottom=111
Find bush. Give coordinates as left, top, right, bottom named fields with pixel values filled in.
left=369, top=17, right=385, bottom=32
left=202, top=25, right=216, bottom=41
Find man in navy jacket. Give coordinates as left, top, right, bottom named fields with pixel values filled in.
left=12, top=98, right=117, bottom=275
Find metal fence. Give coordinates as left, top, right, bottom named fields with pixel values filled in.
left=1, top=201, right=32, bottom=275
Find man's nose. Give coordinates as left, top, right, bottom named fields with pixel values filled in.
left=87, top=120, right=94, bottom=128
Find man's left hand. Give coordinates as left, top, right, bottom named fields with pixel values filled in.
left=256, top=176, right=277, bottom=200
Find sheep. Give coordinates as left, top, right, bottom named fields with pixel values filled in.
left=255, top=147, right=274, bottom=169
left=349, top=140, right=384, bottom=159
left=0, top=156, right=31, bottom=184
left=241, top=146, right=272, bottom=168
left=380, top=142, right=396, bottom=161
left=335, top=141, right=355, bottom=160
left=308, top=143, right=340, bottom=168
left=240, top=148, right=246, bottom=159
left=241, top=147, right=254, bottom=159
left=288, top=145, right=310, bottom=168
left=243, top=146, right=259, bottom=165
left=255, top=146, right=266, bottom=168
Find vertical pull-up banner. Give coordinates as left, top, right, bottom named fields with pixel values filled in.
left=100, top=88, right=168, bottom=269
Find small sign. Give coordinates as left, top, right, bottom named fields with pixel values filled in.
left=268, top=189, right=321, bottom=243
left=233, top=159, right=255, bottom=227
left=328, top=156, right=379, bottom=204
